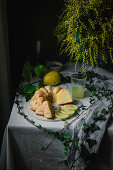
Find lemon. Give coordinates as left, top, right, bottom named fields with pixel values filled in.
left=61, top=108, right=75, bottom=116
left=43, top=71, right=61, bottom=86
left=55, top=111, right=69, bottom=119
left=62, top=104, right=78, bottom=111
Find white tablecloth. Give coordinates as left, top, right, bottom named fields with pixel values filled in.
left=0, top=63, right=113, bottom=170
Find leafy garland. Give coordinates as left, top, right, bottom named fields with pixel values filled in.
left=15, top=70, right=113, bottom=169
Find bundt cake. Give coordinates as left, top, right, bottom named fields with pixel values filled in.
left=30, top=85, right=73, bottom=119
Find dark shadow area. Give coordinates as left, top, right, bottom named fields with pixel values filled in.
left=86, top=117, right=113, bottom=170
left=1, top=0, right=64, bottom=154
left=8, top=128, right=27, bottom=170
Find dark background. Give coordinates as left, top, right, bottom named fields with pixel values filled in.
left=6, top=0, right=64, bottom=103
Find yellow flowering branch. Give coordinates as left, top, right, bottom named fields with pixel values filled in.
left=55, top=0, right=113, bottom=71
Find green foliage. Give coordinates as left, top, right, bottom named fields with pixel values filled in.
left=73, top=140, right=79, bottom=150
left=90, top=98, right=95, bottom=104
left=90, top=123, right=100, bottom=133
left=64, top=136, right=72, bottom=141
left=86, top=138, right=97, bottom=148
left=23, top=64, right=32, bottom=82
left=24, top=85, right=36, bottom=94
left=21, top=64, right=46, bottom=101
left=108, top=105, right=113, bottom=114
left=92, top=113, right=106, bottom=121
left=41, top=146, right=46, bottom=151
left=82, top=123, right=90, bottom=133
left=101, top=108, right=108, bottom=115
left=18, top=87, right=34, bottom=102
left=64, top=145, right=70, bottom=155
left=81, top=105, right=87, bottom=110
left=35, top=65, right=46, bottom=78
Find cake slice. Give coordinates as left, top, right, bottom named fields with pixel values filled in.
left=45, top=86, right=53, bottom=102
left=39, top=88, right=49, bottom=98
left=43, top=101, right=54, bottom=119
left=52, top=87, right=62, bottom=103
left=55, top=89, right=73, bottom=105
left=30, top=97, right=45, bottom=115
left=30, top=98, right=37, bottom=111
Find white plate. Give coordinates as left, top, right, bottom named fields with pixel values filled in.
left=25, top=100, right=81, bottom=122
left=25, top=102, right=60, bottom=122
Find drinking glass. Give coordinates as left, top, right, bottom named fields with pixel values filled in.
left=71, top=73, right=87, bottom=99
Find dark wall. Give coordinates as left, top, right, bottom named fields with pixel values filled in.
left=6, top=0, right=64, bottom=101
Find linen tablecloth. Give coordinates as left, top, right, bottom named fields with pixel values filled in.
left=0, top=63, right=113, bottom=170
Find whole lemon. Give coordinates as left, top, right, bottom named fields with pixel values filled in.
left=43, top=71, right=61, bottom=85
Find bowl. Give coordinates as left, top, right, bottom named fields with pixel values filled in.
left=46, top=61, right=62, bottom=72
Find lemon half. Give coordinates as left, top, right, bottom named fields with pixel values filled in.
left=55, top=111, right=69, bottom=119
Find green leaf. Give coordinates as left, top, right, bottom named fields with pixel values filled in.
left=86, top=138, right=97, bottom=148
left=24, top=85, right=36, bottom=94
left=64, top=149, right=68, bottom=155
left=57, top=133, right=64, bottom=141
left=81, top=105, right=87, bottom=110
left=41, top=146, right=46, bottom=151
left=93, top=113, right=106, bottom=121
left=73, top=140, right=79, bottom=150
left=35, top=65, right=46, bottom=78
left=24, top=93, right=34, bottom=102
left=99, top=115, right=106, bottom=121
left=90, top=98, right=95, bottom=104
left=35, top=86, right=40, bottom=91
left=47, top=130, right=54, bottom=134
left=23, top=64, right=32, bottom=82
left=90, top=123, right=100, bottom=133
left=43, top=128, right=47, bottom=132
left=107, top=89, right=112, bottom=95
left=64, top=145, right=70, bottom=155
left=92, top=113, right=98, bottom=120
left=82, top=123, right=90, bottom=133
left=101, top=108, right=108, bottom=115
left=64, top=145, right=70, bottom=150
left=64, top=136, right=72, bottom=141
left=92, top=113, right=99, bottom=120
left=108, top=106, right=113, bottom=114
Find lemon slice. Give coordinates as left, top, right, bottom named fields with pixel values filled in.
left=62, top=104, right=78, bottom=111
left=55, top=111, right=69, bottom=119
left=61, top=108, right=75, bottom=116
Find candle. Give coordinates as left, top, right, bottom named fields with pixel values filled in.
left=36, top=40, right=40, bottom=54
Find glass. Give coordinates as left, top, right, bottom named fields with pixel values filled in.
left=71, top=73, right=87, bottom=99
